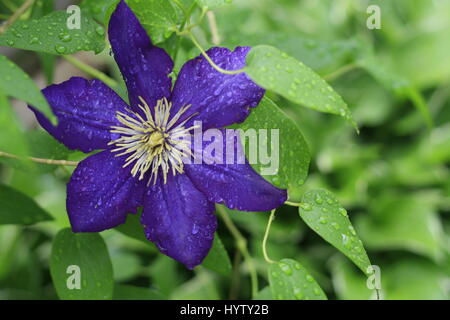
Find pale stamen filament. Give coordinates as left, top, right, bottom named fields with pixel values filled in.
left=109, top=97, right=196, bottom=185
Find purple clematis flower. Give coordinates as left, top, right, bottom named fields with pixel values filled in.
left=30, top=0, right=287, bottom=268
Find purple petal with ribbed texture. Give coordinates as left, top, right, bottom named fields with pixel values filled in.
left=170, top=47, right=265, bottom=130
left=184, top=129, right=287, bottom=211
left=141, top=173, right=217, bottom=269
left=30, top=77, right=127, bottom=153
left=67, top=150, right=145, bottom=232
left=108, top=0, right=173, bottom=111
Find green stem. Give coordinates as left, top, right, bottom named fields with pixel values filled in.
left=228, top=250, right=242, bottom=300
left=216, top=205, right=258, bottom=298
left=285, top=201, right=301, bottom=207
left=262, top=209, right=276, bottom=264
left=188, top=32, right=245, bottom=75
left=62, top=55, right=118, bottom=88
left=0, top=0, right=34, bottom=35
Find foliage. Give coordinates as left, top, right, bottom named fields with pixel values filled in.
left=0, top=0, right=448, bottom=300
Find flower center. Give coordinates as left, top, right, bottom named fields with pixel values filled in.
left=109, top=97, right=196, bottom=185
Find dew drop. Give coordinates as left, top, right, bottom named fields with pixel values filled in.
left=95, top=26, right=105, bottom=36
left=293, top=288, right=304, bottom=300
left=338, top=208, right=348, bottom=217
left=348, top=226, right=356, bottom=236
left=319, top=216, right=328, bottom=224
left=279, top=262, right=293, bottom=276
left=314, top=195, right=323, bottom=205
left=29, top=37, right=39, bottom=44
left=55, top=45, right=67, bottom=54
left=331, top=222, right=340, bottom=230
left=59, top=33, right=72, bottom=42
left=299, top=203, right=312, bottom=211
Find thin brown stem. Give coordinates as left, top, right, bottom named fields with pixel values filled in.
left=323, top=63, right=359, bottom=82
left=0, top=151, right=79, bottom=166
left=0, top=0, right=35, bottom=35
left=207, top=11, right=221, bottom=45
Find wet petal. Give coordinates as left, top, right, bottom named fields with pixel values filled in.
left=31, top=77, right=127, bottom=153
left=67, top=150, right=145, bottom=232
left=185, top=129, right=287, bottom=211
left=171, top=46, right=265, bottom=129
left=108, top=0, right=173, bottom=111
left=141, top=173, right=217, bottom=269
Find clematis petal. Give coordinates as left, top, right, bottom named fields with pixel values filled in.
left=108, top=0, right=173, bottom=111
left=31, top=77, right=127, bottom=153
left=170, top=46, right=265, bottom=130
left=184, top=129, right=287, bottom=211
left=67, top=150, right=145, bottom=232
left=141, top=173, right=217, bottom=269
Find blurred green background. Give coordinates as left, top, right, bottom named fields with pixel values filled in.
left=0, top=0, right=449, bottom=300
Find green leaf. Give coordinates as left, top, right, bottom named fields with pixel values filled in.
left=150, top=255, right=187, bottom=296
left=381, top=258, right=448, bottom=300
left=50, top=228, right=114, bottom=300
left=170, top=269, right=220, bottom=299
left=254, top=286, right=273, bottom=300
left=25, top=130, right=70, bottom=173
left=201, top=234, right=231, bottom=275
left=357, top=55, right=433, bottom=128
left=298, top=189, right=371, bottom=275
left=115, top=211, right=155, bottom=247
left=234, top=96, right=309, bottom=198
left=356, top=193, right=444, bottom=261
left=110, top=251, right=140, bottom=281
left=330, top=256, right=375, bottom=300
left=226, top=33, right=358, bottom=74
left=0, top=89, right=29, bottom=161
left=127, top=0, right=182, bottom=44
left=245, top=45, right=357, bottom=131
left=196, top=0, right=233, bottom=10
left=80, top=0, right=119, bottom=25
left=268, top=259, right=327, bottom=300
left=0, top=11, right=105, bottom=55
left=0, top=55, right=55, bottom=124
left=113, top=284, right=166, bottom=300
left=0, top=184, right=52, bottom=225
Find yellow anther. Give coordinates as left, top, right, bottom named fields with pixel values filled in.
left=148, top=131, right=164, bottom=147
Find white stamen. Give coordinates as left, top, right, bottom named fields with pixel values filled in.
left=109, top=97, right=195, bottom=185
